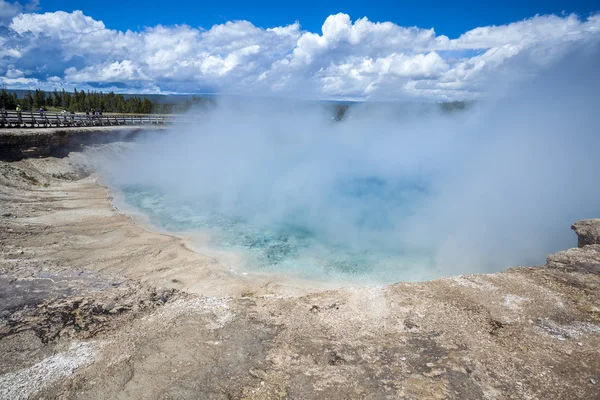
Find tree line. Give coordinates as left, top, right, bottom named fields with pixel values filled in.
left=0, top=89, right=213, bottom=114
left=0, top=88, right=469, bottom=115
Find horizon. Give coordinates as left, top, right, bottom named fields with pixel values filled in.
left=0, top=88, right=479, bottom=105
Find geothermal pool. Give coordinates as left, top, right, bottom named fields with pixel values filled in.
left=119, top=183, right=442, bottom=284
left=98, top=71, right=599, bottom=285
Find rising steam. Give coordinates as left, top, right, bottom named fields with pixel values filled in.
left=96, top=41, right=600, bottom=281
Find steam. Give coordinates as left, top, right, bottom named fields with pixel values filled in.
left=98, top=41, right=600, bottom=280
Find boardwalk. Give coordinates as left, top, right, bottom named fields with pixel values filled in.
left=1, top=110, right=181, bottom=128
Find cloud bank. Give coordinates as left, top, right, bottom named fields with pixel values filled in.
left=0, top=1, right=598, bottom=99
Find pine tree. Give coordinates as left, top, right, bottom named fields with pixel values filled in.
left=52, top=90, right=60, bottom=107
left=23, top=91, right=34, bottom=110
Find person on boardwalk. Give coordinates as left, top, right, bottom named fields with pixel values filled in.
left=16, top=105, right=22, bottom=125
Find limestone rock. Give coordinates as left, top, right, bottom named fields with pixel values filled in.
left=572, top=219, right=600, bottom=247
left=546, top=244, right=600, bottom=273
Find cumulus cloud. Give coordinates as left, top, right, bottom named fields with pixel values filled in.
left=65, top=60, right=149, bottom=83
left=0, top=7, right=599, bottom=99
left=0, top=0, right=37, bottom=24
left=0, top=1, right=22, bottom=24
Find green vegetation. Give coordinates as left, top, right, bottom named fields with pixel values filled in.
left=0, top=89, right=214, bottom=114
left=333, top=104, right=350, bottom=121
left=439, top=100, right=473, bottom=112
left=329, top=100, right=472, bottom=121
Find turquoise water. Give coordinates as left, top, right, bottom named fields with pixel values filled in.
left=120, top=183, right=440, bottom=283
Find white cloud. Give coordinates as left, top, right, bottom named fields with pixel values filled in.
left=10, top=9, right=105, bottom=36
left=0, top=8, right=598, bottom=99
left=5, top=67, right=24, bottom=78
left=0, top=1, right=22, bottom=24
left=380, top=52, right=449, bottom=79
left=450, top=14, right=597, bottom=49
left=64, top=60, right=149, bottom=82
left=0, top=0, right=36, bottom=24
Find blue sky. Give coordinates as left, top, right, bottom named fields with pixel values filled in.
left=43, top=0, right=598, bottom=37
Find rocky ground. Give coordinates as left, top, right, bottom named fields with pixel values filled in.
left=0, top=126, right=166, bottom=161
left=1, top=142, right=599, bottom=399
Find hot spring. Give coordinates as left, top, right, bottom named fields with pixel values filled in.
left=95, top=50, right=600, bottom=284
left=116, top=176, right=441, bottom=284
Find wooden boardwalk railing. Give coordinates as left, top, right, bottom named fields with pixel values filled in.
left=0, top=110, right=183, bottom=128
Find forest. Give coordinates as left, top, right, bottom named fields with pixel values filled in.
left=0, top=89, right=211, bottom=114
